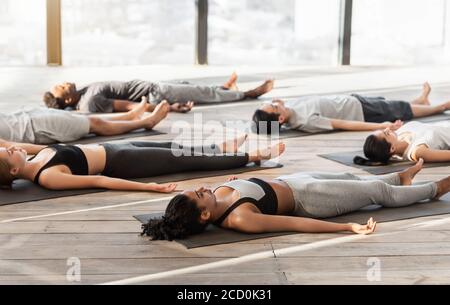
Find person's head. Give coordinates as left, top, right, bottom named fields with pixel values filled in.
left=0, top=146, right=27, bottom=188
left=354, top=128, right=399, bottom=165
left=252, top=99, right=289, bottom=134
left=43, top=82, right=78, bottom=109
left=141, top=186, right=215, bottom=240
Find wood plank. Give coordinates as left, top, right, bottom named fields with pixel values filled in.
left=0, top=243, right=274, bottom=260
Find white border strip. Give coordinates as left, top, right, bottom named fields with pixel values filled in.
left=0, top=196, right=171, bottom=224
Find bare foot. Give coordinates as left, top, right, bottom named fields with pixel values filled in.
left=128, top=97, right=149, bottom=120
left=435, top=175, right=450, bottom=199
left=249, top=142, right=285, bottom=163
left=244, top=80, right=274, bottom=99
left=398, top=158, right=424, bottom=185
left=170, top=101, right=194, bottom=113
left=142, top=100, right=170, bottom=130
left=223, top=72, right=238, bottom=90
left=220, top=134, right=248, bottom=153
left=412, top=82, right=432, bottom=105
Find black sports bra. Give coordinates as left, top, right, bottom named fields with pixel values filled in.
left=31, top=145, right=89, bottom=184
left=213, top=178, right=278, bottom=226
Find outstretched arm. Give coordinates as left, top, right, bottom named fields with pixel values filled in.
left=330, top=119, right=402, bottom=131
left=230, top=212, right=376, bottom=235
left=0, top=139, right=46, bottom=154
left=413, top=145, right=450, bottom=162
left=112, top=99, right=156, bottom=112
left=39, top=171, right=177, bottom=193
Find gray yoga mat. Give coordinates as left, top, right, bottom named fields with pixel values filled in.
left=135, top=193, right=450, bottom=249
left=0, top=161, right=282, bottom=206
left=319, top=150, right=450, bottom=175
left=414, top=113, right=450, bottom=123
left=275, top=129, right=334, bottom=139
left=68, top=129, right=166, bottom=145
left=251, top=113, right=450, bottom=140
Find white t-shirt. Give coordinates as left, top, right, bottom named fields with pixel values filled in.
left=283, top=95, right=364, bottom=133
left=396, top=121, right=450, bottom=161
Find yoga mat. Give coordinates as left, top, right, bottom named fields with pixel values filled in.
left=0, top=161, right=282, bottom=206
left=276, top=129, right=334, bottom=139
left=135, top=212, right=297, bottom=249
left=262, top=111, right=450, bottom=140
left=134, top=193, right=450, bottom=249
left=414, top=113, right=450, bottom=123
left=68, top=129, right=166, bottom=145
left=319, top=150, right=450, bottom=175
left=247, top=123, right=335, bottom=139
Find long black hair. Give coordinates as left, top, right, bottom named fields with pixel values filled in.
left=141, top=194, right=208, bottom=240
left=353, top=134, right=392, bottom=166
left=252, top=109, right=281, bottom=135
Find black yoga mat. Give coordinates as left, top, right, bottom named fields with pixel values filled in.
left=67, top=129, right=166, bottom=145
left=0, top=161, right=282, bottom=206
left=134, top=193, right=450, bottom=249
left=318, top=150, right=450, bottom=175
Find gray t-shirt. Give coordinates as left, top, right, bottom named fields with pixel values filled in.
left=284, top=95, right=364, bottom=133
left=0, top=107, right=90, bottom=144
left=0, top=108, right=36, bottom=143
left=77, top=80, right=154, bottom=113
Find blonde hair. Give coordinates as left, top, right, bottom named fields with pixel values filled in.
left=0, top=159, right=14, bottom=189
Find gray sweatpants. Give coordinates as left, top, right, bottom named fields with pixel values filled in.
left=277, top=172, right=437, bottom=219
left=149, top=81, right=245, bottom=105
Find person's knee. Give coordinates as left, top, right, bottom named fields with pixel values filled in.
left=88, top=117, right=109, bottom=135
left=371, top=180, right=396, bottom=205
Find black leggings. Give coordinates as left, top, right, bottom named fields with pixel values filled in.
left=101, top=141, right=249, bottom=179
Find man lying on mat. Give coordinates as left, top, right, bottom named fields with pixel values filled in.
left=142, top=159, right=450, bottom=239
left=0, top=135, right=283, bottom=194
left=0, top=99, right=168, bottom=144
left=252, top=82, right=450, bottom=134
left=43, top=72, right=274, bottom=114
left=355, top=121, right=450, bottom=165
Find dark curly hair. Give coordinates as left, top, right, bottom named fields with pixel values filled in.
left=43, top=92, right=66, bottom=109
left=353, top=134, right=392, bottom=166
left=252, top=109, right=281, bottom=135
left=141, top=194, right=208, bottom=241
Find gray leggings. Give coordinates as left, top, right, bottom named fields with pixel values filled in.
left=277, top=172, right=437, bottom=218
left=149, top=81, right=245, bottom=105
left=101, top=141, right=249, bottom=179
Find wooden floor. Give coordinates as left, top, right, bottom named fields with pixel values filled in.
left=1, top=65, right=450, bottom=285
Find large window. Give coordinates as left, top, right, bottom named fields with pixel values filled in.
left=2, top=0, right=450, bottom=67
left=0, top=0, right=46, bottom=66
left=208, top=0, right=341, bottom=65
left=61, top=0, right=195, bottom=66
left=352, top=0, right=450, bottom=65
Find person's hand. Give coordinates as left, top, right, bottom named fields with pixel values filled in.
left=227, top=176, right=239, bottom=182
left=0, top=139, right=10, bottom=148
left=170, top=101, right=194, bottom=113
left=147, top=183, right=178, bottom=193
left=349, top=217, right=377, bottom=235
left=383, top=120, right=403, bottom=131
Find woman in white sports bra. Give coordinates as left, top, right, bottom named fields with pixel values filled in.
left=355, top=121, right=450, bottom=165
left=142, top=159, right=450, bottom=240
